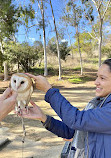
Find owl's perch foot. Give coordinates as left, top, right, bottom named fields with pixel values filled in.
left=15, top=106, right=22, bottom=116
left=25, top=106, right=29, bottom=114
left=18, top=106, right=22, bottom=115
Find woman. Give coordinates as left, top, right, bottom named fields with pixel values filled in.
left=19, top=59, right=111, bottom=158
left=0, top=88, right=17, bottom=121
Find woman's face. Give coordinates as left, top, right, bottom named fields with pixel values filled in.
left=95, top=64, right=111, bottom=97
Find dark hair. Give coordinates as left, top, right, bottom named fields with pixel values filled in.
left=102, top=59, right=111, bottom=72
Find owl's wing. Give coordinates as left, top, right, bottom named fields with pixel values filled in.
left=9, top=82, right=11, bottom=88
left=26, top=86, right=33, bottom=106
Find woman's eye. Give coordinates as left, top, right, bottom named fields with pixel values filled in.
left=21, top=81, right=24, bottom=84
left=101, top=77, right=105, bottom=80
left=14, top=80, right=16, bottom=83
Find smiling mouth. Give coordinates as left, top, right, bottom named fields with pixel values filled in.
left=96, top=87, right=102, bottom=92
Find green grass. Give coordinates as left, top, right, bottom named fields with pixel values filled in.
left=68, top=75, right=94, bottom=84
left=29, top=68, right=44, bottom=75
left=29, top=67, right=59, bottom=76
left=68, top=77, right=82, bottom=84
left=73, top=67, right=81, bottom=71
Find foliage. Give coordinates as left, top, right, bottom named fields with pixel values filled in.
left=48, top=39, right=70, bottom=61
left=68, top=75, right=94, bottom=84
left=33, top=40, right=44, bottom=66
left=18, top=4, right=35, bottom=27
left=29, top=67, right=44, bottom=75
left=73, top=32, right=94, bottom=56
left=64, top=1, right=83, bottom=27
left=5, top=41, right=40, bottom=72
left=102, top=45, right=111, bottom=58
left=105, top=5, right=111, bottom=24
left=0, top=0, right=20, bottom=41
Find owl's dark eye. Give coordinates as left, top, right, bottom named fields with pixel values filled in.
left=14, top=80, right=16, bottom=83
left=21, top=81, right=24, bottom=84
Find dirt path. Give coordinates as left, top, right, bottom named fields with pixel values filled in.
left=0, top=80, right=96, bottom=158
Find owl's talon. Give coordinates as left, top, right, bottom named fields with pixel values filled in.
left=24, top=106, right=29, bottom=114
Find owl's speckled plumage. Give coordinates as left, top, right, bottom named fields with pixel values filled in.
left=10, top=73, right=33, bottom=109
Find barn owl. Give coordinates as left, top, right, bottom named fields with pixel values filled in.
left=10, top=73, right=33, bottom=112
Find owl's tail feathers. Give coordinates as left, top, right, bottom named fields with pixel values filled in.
left=21, top=117, right=26, bottom=143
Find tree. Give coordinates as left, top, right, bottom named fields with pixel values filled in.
left=74, top=32, right=93, bottom=57
left=49, top=0, right=62, bottom=80
left=0, top=0, right=20, bottom=80
left=102, top=46, right=111, bottom=58
left=33, top=40, right=44, bottom=66
left=48, top=39, right=70, bottom=61
left=5, top=42, right=39, bottom=72
left=26, top=0, right=48, bottom=76
left=0, top=50, right=4, bottom=72
left=83, top=0, right=111, bottom=66
left=101, top=34, right=111, bottom=58
left=63, top=1, right=84, bottom=75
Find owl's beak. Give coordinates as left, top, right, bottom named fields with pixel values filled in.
left=16, top=84, right=21, bottom=90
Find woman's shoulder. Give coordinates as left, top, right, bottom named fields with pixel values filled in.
left=102, top=94, right=111, bottom=107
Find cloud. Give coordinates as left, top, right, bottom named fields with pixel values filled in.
left=29, top=37, right=36, bottom=42
left=61, top=39, right=68, bottom=42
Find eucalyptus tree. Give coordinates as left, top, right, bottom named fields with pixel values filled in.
left=22, top=0, right=48, bottom=76
left=74, top=32, right=93, bottom=57
left=49, top=0, right=62, bottom=79
left=37, top=0, right=48, bottom=76
left=83, top=0, right=111, bottom=66
left=62, top=1, right=84, bottom=75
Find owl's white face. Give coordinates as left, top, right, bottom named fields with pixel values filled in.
left=11, top=74, right=30, bottom=92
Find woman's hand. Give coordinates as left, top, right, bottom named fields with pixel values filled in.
left=17, top=101, right=47, bottom=123
left=25, top=73, right=52, bottom=93
left=0, top=88, right=17, bottom=121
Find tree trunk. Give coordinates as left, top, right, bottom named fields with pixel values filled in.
left=41, top=0, right=48, bottom=76
left=17, top=62, right=20, bottom=72
left=76, top=25, right=83, bottom=75
left=49, top=0, right=62, bottom=80
left=0, top=40, right=8, bottom=81
left=3, top=61, right=8, bottom=81
left=91, top=0, right=111, bottom=67
left=98, top=18, right=103, bottom=67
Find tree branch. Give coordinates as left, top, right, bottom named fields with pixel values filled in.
left=86, top=15, right=99, bottom=40
left=28, top=24, right=39, bottom=28
left=91, top=0, right=99, bottom=11
left=102, top=0, right=111, bottom=19
left=87, top=31, right=98, bottom=40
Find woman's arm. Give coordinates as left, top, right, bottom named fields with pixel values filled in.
left=42, top=115, right=74, bottom=139
left=45, top=88, right=111, bottom=134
